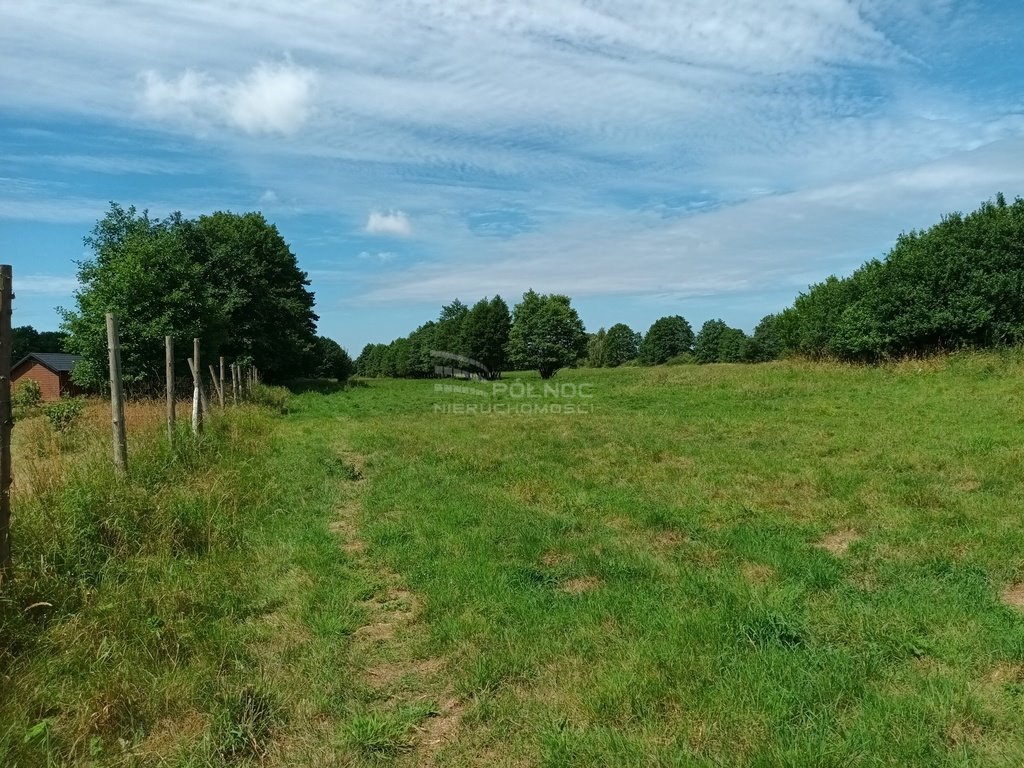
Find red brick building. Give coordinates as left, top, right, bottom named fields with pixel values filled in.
left=12, top=353, right=82, bottom=401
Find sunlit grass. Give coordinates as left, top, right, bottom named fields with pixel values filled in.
left=3, top=354, right=1024, bottom=766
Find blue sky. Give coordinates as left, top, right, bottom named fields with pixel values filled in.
left=2, top=0, right=1022, bottom=354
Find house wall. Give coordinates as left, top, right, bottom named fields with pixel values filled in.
left=12, top=361, right=62, bottom=401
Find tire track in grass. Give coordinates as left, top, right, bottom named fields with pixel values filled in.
left=328, top=448, right=466, bottom=765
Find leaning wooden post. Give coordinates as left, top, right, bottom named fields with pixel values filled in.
left=218, top=356, right=225, bottom=409
left=208, top=364, right=223, bottom=407
left=165, top=336, right=175, bottom=445
left=106, top=313, right=128, bottom=476
left=191, top=338, right=202, bottom=434
left=0, top=266, right=13, bottom=584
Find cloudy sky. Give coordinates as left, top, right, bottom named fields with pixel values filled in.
left=2, top=1, right=1022, bottom=352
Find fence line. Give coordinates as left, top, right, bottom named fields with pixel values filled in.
left=0, top=265, right=12, bottom=584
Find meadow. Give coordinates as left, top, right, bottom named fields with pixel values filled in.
left=3, top=355, right=1024, bottom=766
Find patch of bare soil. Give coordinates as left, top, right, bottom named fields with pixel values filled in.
left=328, top=504, right=365, bottom=554
left=367, top=657, right=444, bottom=689
left=1000, top=583, right=1024, bottom=609
left=815, top=529, right=861, bottom=556
left=561, top=576, right=602, bottom=594
left=416, top=696, right=465, bottom=758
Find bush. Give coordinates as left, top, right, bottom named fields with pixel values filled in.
left=249, top=383, right=291, bottom=414
left=42, top=397, right=85, bottom=433
left=13, top=379, right=42, bottom=409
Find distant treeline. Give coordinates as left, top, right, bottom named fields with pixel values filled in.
left=359, top=194, right=1024, bottom=377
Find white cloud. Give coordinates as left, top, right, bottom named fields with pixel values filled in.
left=360, top=137, right=1024, bottom=306
left=259, top=189, right=279, bottom=204
left=14, top=275, right=80, bottom=295
left=357, top=251, right=396, bottom=263
left=365, top=210, right=412, bottom=237
left=139, top=61, right=315, bottom=136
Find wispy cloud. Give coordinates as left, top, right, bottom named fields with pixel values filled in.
left=357, top=251, right=396, bottom=263
left=365, top=210, right=412, bottom=237
left=2, top=0, right=1022, bottom=347
left=15, top=275, right=80, bottom=295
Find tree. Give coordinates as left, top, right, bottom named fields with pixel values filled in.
left=433, top=299, right=469, bottom=359
left=460, top=296, right=511, bottom=378
left=604, top=323, right=641, bottom=366
left=356, top=343, right=387, bottom=377
left=694, top=319, right=725, bottom=363
left=62, top=205, right=224, bottom=389
left=195, top=211, right=318, bottom=380
left=61, top=203, right=319, bottom=389
left=586, top=328, right=608, bottom=368
left=311, top=336, right=354, bottom=380
left=505, top=290, right=587, bottom=378
left=747, top=314, right=783, bottom=362
left=12, top=326, right=67, bottom=362
left=638, top=315, right=694, bottom=365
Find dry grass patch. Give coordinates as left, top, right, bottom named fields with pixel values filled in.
left=815, top=528, right=861, bottom=556
left=1000, top=583, right=1024, bottom=609
left=561, top=576, right=602, bottom=595
left=741, top=562, right=776, bottom=584
left=414, top=696, right=465, bottom=760
left=541, top=550, right=570, bottom=567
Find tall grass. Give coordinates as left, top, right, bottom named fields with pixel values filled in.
left=0, top=400, right=279, bottom=765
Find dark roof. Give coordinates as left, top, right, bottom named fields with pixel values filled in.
left=13, top=352, right=81, bottom=374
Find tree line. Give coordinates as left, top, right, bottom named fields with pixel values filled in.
left=357, top=295, right=780, bottom=379
left=356, top=291, right=591, bottom=379
left=32, top=193, right=1023, bottom=387
left=773, top=194, right=1024, bottom=361
left=359, top=194, right=1022, bottom=376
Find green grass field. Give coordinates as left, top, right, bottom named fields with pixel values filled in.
left=4, top=356, right=1024, bottom=766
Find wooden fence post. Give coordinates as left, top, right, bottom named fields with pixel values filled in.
left=231, top=363, right=238, bottom=404
left=191, top=338, right=202, bottom=434
left=0, top=265, right=13, bottom=585
left=106, top=313, right=128, bottom=476
left=208, top=364, right=223, bottom=407
left=165, top=336, right=175, bottom=445
left=219, top=357, right=225, bottom=408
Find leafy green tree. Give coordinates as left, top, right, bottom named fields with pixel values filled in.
left=747, top=314, right=784, bottom=362
left=311, top=336, right=353, bottom=380
left=638, top=315, right=694, bottom=365
left=62, top=204, right=319, bottom=388
left=505, top=290, right=587, bottom=378
left=604, top=323, right=641, bottom=366
left=717, top=327, right=750, bottom=362
left=433, top=299, right=469, bottom=358
left=586, top=328, right=608, bottom=368
left=195, top=211, right=318, bottom=380
left=62, top=205, right=223, bottom=388
left=356, top=343, right=387, bottom=377
left=693, top=319, right=742, bottom=363
left=776, top=195, right=1024, bottom=361
left=460, top=296, right=511, bottom=378
left=12, top=326, right=67, bottom=361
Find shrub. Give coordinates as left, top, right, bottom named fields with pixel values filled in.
left=42, top=397, right=85, bottom=433
left=249, top=383, right=291, bottom=414
left=13, top=379, right=42, bottom=409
